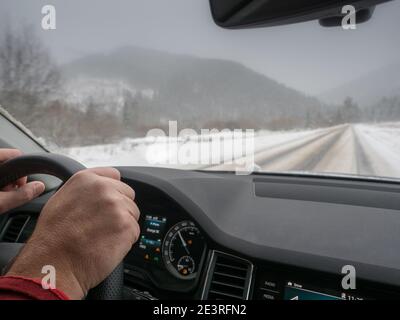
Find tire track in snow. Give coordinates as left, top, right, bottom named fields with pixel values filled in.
left=256, top=126, right=344, bottom=170
left=292, top=127, right=347, bottom=172
left=206, top=125, right=346, bottom=172
left=312, top=125, right=357, bottom=175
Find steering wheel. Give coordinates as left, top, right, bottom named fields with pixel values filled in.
left=0, top=153, right=124, bottom=300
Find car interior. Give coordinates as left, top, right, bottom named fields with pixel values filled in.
left=1, top=0, right=400, bottom=301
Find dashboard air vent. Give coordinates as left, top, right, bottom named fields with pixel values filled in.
left=202, top=251, right=253, bottom=300
left=1, top=215, right=30, bottom=243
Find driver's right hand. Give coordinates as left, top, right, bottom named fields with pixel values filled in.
left=6, top=167, right=140, bottom=300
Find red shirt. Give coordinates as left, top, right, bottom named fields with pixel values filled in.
left=0, top=276, right=69, bottom=300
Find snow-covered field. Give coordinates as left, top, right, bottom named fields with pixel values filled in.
left=59, top=122, right=400, bottom=179
left=355, top=123, right=400, bottom=177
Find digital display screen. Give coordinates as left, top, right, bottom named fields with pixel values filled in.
left=137, top=215, right=167, bottom=264
left=284, top=281, right=364, bottom=300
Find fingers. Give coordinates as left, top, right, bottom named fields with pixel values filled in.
left=103, top=177, right=135, bottom=200
left=0, top=181, right=45, bottom=214
left=0, top=149, right=26, bottom=189
left=15, top=176, right=28, bottom=188
left=2, top=178, right=28, bottom=191
left=120, top=200, right=141, bottom=244
left=1, top=178, right=27, bottom=191
left=71, top=168, right=134, bottom=200
left=105, top=178, right=139, bottom=221
left=103, top=178, right=139, bottom=220
left=88, top=167, right=121, bottom=181
left=71, top=167, right=140, bottom=221
left=122, top=195, right=141, bottom=221
left=0, top=149, right=22, bottom=163
left=131, top=219, right=141, bottom=244
left=2, top=184, right=19, bottom=192
left=100, top=176, right=141, bottom=230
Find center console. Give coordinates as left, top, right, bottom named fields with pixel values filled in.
left=253, top=264, right=399, bottom=300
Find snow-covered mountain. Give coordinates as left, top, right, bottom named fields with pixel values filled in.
left=60, top=46, right=323, bottom=127
left=319, top=62, right=400, bottom=106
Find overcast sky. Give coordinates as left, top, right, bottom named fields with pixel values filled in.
left=0, top=0, right=399, bottom=95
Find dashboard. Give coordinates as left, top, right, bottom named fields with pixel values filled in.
left=2, top=167, right=400, bottom=300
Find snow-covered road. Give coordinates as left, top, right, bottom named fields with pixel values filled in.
left=60, top=122, right=400, bottom=180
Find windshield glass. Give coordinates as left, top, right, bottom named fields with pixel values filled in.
left=1, top=0, right=400, bottom=179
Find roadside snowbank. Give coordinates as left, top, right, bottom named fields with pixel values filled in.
left=355, top=123, right=400, bottom=177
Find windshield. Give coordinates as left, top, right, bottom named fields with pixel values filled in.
left=1, top=0, right=400, bottom=179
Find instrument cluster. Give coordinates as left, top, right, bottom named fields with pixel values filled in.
left=125, top=212, right=207, bottom=292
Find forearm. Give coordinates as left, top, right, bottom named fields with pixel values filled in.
left=5, top=239, right=85, bottom=300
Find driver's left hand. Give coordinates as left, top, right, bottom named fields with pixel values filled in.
left=0, top=149, right=45, bottom=214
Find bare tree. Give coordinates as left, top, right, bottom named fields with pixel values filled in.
left=0, top=26, right=60, bottom=128
left=0, top=25, right=125, bottom=147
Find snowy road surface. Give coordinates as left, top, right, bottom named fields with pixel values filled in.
left=61, top=122, right=400, bottom=180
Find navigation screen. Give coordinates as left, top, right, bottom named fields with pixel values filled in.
left=137, top=215, right=167, bottom=264
left=284, top=281, right=364, bottom=300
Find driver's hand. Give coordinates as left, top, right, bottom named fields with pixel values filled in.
left=6, top=167, right=141, bottom=300
left=0, top=149, right=45, bottom=214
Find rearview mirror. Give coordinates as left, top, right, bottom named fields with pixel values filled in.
left=209, top=0, right=392, bottom=29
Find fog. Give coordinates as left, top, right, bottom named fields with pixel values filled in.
left=0, top=0, right=399, bottom=95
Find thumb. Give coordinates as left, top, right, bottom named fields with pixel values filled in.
left=0, top=181, right=45, bottom=214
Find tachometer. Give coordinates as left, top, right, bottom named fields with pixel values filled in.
left=162, top=221, right=205, bottom=280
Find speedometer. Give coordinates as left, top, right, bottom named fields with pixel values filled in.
left=162, top=221, right=205, bottom=280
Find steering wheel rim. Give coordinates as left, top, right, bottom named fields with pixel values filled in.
left=0, top=153, right=124, bottom=300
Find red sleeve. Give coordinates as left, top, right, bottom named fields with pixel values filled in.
left=0, top=276, right=70, bottom=300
